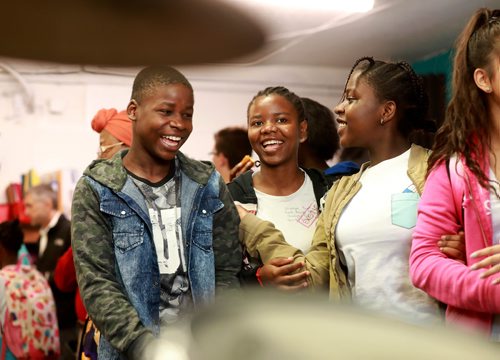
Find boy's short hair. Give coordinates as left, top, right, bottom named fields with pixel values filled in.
left=131, top=65, right=193, bottom=102
left=0, top=220, right=23, bottom=254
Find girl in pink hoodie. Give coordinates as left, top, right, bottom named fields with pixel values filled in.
left=410, top=7, right=500, bottom=339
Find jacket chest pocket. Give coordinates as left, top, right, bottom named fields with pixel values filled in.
left=194, top=198, right=223, bottom=232
left=391, top=192, right=420, bottom=229
left=192, top=197, right=223, bottom=251
left=101, top=202, right=145, bottom=252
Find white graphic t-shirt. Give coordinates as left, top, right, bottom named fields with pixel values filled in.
left=130, top=162, right=191, bottom=324
left=255, top=171, right=319, bottom=253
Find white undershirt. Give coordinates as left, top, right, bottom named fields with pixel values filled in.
left=255, top=171, right=319, bottom=253
left=38, top=212, right=61, bottom=257
left=336, top=149, right=441, bottom=325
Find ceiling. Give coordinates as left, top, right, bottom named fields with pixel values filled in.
left=0, top=0, right=497, bottom=69
left=223, top=0, right=499, bottom=68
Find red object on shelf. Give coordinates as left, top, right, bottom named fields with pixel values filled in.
left=10, top=201, right=30, bottom=224
left=0, top=204, right=10, bottom=222
left=4, top=183, right=30, bottom=223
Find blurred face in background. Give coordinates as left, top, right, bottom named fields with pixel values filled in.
left=24, top=193, right=51, bottom=228
left=98, top=129, right=127, bottom=159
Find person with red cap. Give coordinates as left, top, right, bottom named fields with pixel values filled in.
left=53, top=108, right=133, bottom=359
left=91, top=108, right=133, bottom=159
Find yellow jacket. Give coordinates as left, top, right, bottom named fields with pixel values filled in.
left=240, top=144, right=430, bottom=300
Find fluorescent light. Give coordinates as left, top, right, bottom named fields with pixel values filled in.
left=230, top=0, right=374, bottom=13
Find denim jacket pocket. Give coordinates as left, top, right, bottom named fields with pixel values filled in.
left=101, top=201, right=144, bottom=252
left=192, top=197, right=223, bottom=251
left=391, top=192, right=420, bottom=229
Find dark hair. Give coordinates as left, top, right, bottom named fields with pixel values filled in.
left=27, top=184, right=58, bottom=209
left=428, top=8, right=500, bottom=191
left=301, top=97, right=339, bottom=160
left=214, top=127, right=252, bottom=168
left=0, top=220, right=23, bottom=254
left=343, top=57, right=431, bottom=138
left=131, top=65, right=193, bottom=102
left=247, top=86, right=305, bottom=122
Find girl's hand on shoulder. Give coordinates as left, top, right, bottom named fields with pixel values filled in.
left=470, top=244, right=500, bottom=285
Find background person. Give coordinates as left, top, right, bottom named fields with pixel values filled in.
left=91, top=108, right=132, bottom=159
left=211, top=126, right=253, bottom=183
left=54, top=107, right=133, bottom=360
left=24, top=184, right=75, bottom=358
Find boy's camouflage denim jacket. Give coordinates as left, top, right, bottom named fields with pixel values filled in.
left=71, top=150, right=242, bottom=359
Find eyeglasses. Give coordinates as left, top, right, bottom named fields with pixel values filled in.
left=97, top=141, right=124, bottom=156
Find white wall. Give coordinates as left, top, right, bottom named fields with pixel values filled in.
left=0, top=58, right=349, bottom=205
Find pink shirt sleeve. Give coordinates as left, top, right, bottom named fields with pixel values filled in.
left=410, top=162, right=500, bottom=313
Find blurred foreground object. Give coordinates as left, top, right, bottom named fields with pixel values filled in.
left=0, top=0, right=265, bottom=66
left=151, top=292, right=500, bottom=360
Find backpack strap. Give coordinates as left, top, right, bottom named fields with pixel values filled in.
left=0, top=271, right=7, bottom=360
left=1, top=339, right=6, bottom=360
left=1, top=316, right=6, bottom=360
left=15, top=253, right=30, bottom=271
left=303, top=167, right=330, bottom=210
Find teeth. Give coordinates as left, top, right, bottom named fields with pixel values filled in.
left=162, top=135, right=181, bottom=141
left=263, top=140, right=283, bottom=146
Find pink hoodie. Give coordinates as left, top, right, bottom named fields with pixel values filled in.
left=410, top=155, right=500, bottom=335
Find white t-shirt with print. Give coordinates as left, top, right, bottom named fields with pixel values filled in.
left=255, top=171, right=319, bottom=253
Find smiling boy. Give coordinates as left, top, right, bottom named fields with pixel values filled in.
left=71, top=66, right=242, bottom=360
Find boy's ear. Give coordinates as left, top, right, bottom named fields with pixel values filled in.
left=473, top=68, right=492, bottom=93
left=127, top=100, right=138, bottom=120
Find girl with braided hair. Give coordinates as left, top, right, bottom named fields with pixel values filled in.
left=228, top=86, right=330, bottom=287
left=410, top=7, right=500, bottom=339
left=237, top=57, right=447, bottom=325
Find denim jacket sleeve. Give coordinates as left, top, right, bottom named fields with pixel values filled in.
left=71, top=177, right=152, bottom=353
left=212, top=176, right=242, bottom=291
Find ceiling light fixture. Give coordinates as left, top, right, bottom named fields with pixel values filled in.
left=231, top=0, right=374, bottom=12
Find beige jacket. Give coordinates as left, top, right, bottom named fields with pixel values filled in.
left=240, top=144, right=430, bottom=300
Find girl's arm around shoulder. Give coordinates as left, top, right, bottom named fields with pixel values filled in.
left=410, top=163, right=500, bottom=313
